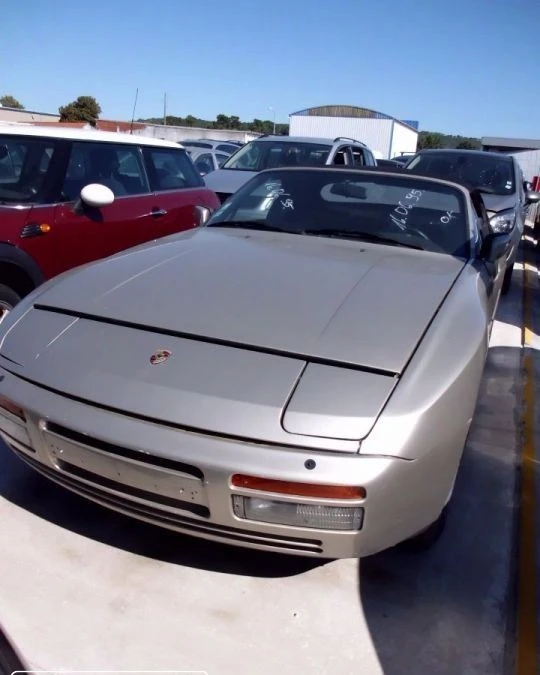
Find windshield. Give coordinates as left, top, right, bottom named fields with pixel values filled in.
left=0, top=135, right=57, bottom=204
left=222, top=140, right=331, bottom=172
left=406, top=152, right=515, bottom=195
left=206, top=169, right=471, bottom=257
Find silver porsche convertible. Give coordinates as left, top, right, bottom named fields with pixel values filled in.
left=0, top=167, right=529, bottom=558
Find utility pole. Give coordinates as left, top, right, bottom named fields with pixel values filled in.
left=163, top=92, right=167, bottom=126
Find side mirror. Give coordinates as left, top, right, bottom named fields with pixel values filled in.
left=80, top=183, right=115, bottom=208
left=194, top=205, right=212, bottom=226
left=525, top=190, right=540, bottom=205
left=481, top=232, right=511, bottom=263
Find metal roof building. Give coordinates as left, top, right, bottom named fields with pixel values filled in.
left=289, top=105, right=419, bottom=159
left=482, top=136, right=540, bottom=181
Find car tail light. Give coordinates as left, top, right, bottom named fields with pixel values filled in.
left=0, top=395, right=25, bottom=421
left=230, top=474, right=366, bottom=499
left=232, top=495, right=364, bottom=531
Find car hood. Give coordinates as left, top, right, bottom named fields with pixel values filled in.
left=20, top=228, right=463, bottom=374
left=482, top=192, right=517, bottom=213
left=204, top=168, right=256, bottom=195
left=0, top=229, right=465, bottom=446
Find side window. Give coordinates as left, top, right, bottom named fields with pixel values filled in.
left=216, top=153, right=229, bottom=168
left=216, top=144, right=238, bottom=154
left=144, top=147, right=204, bottom=191
left=62, top=142, right=150, bottom=201
left=365, top=150, right=376, bottom=166
left=193, top=153, right=214, bottom=176
left=351, top=148, right=366, bottom=167
left=0, top=137, right=56, bottom=200
left=332, top=146, right=350, bottom=166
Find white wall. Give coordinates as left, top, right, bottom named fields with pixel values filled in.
left=0, top=108, right=59, bottom=123
left=289, top=115, right=394, bottom=157
left=132, top=123, right=259, bottom=144
left=389, top=122, right=418, bottom=159
left=509, top=149, right=540, bottom=182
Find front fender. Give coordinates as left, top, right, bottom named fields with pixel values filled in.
left=361, top=262, right=489, bottom=461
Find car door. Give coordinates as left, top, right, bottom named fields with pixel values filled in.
left=52, top=141, right=158, bottom=274
left=141, top=145, right=219, bottom=239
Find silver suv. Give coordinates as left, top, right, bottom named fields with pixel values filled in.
left=204, top=135, right=377, bottom=202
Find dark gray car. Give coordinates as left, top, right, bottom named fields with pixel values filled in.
left=405, top=149, right=539, bottom=293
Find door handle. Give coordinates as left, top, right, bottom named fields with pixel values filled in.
left=136, top=208, right=168, bottom=219
left=151, top=208, right=167, bottom=217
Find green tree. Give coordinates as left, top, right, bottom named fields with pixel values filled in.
left=214, top=114, right=231, bottom=129
left=59, top=96, right=102, bottom=125
left=418, top=131, right=444, bottom=149
left=455, top=140, right=477, bottom=150
left=0, top=95, right=24, bottom=109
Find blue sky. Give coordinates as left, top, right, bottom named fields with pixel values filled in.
left=3, top=0, right=539, bottom=138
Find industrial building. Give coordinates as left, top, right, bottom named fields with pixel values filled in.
left=0, top=105, right=59, bottom=124
left=288, top=105, right=419, bottom=159
left=482, top=136, right=540, bottom=182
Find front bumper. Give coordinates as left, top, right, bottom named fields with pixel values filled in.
left=0, top=368, right=454, bottom=558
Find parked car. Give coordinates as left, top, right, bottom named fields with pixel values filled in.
left=404, top=149, right=538, bottom=293
left=0, top=124, right=220, bottom=317
left=181, top=139, right=241, bottom=155
left=391, top=153, right=416, bottom=165
left=0, top=166, right=521, bottom=558
left=186, top=146, right=233, bottom=176
left=376, top=158, right=403, bottom=168
left=204, top=135, right=377, bottom=203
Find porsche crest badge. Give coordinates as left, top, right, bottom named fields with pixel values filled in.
left=150, top=349, right=172, bottom=365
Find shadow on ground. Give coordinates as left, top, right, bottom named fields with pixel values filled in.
left=357, top=339, right=530, bottom=672
left=0, top=442, right=324, bottom=578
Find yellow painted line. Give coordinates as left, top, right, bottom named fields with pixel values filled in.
left=516, top=253, right=538, bottom=675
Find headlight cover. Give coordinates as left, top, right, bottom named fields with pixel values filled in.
left=489, top=208, right=516, bottom=233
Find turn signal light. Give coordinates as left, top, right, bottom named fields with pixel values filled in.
left=230, top=474, right=366, bottom=500
left=20, top=223, right=52, bottom=239
left=0, top=395, right=25, bottom=421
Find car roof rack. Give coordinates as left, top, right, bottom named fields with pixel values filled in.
left=333, top=136, right=368, bottom=147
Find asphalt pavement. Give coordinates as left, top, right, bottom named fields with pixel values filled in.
left=0, top=244, right=538, bottom=675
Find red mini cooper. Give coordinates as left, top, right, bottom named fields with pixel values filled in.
left=0, top=124, right=220, bottom=315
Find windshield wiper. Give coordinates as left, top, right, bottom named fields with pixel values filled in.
left=207, top=220, right=294, bottom=234
left=302, top=228, right=424, bottom=250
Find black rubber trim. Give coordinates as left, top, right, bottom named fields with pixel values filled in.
left=56, top=458, right=210, bottom=518
left=32, top=303, right=398, bottom=377
left=47, top=421, right=204, bottom=479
